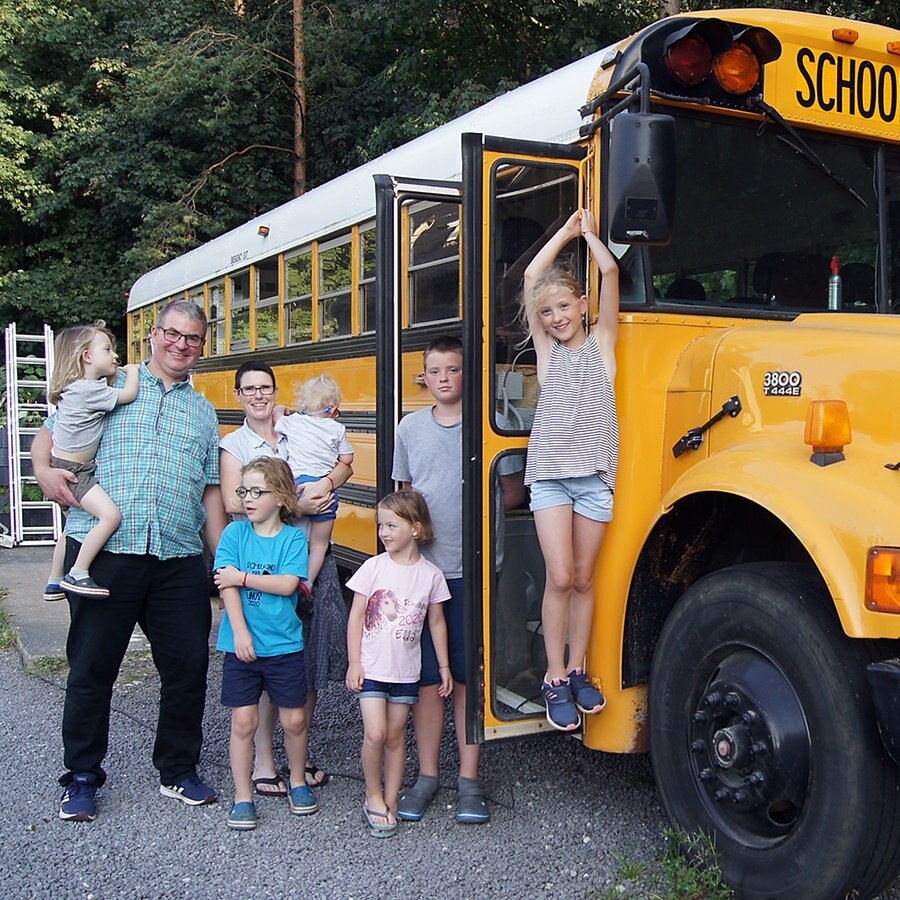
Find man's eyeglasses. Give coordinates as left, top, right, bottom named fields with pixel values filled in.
left=235, top=486, right=272, bottom=500
left=237, top=385, right=276, bottom=397
left=158, top=327, right=204, bottom=348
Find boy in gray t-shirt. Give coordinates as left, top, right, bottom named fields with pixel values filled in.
left=391, top=336, right=489, bottom=825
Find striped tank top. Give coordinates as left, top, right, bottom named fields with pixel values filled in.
left=524, top=334, right=619, bottom=490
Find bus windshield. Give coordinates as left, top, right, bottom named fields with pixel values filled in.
left=648, top=112, right=898, bottom=313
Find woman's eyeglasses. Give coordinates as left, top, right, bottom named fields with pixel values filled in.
left=237, top=385, right=276, bottom=397
left=235, top=486, right=272, bottom=500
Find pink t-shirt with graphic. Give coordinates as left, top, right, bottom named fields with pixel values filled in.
left=346, top=553, right=450, bottom=683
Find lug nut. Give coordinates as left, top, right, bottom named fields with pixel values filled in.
left=724, top=691, right=741, bottom=707
left=691, top=740, right=706, bottom=754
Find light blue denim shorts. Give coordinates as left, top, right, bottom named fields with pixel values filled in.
left=529, top=474, right=614, bottom=523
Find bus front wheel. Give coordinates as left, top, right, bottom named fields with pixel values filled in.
left=649, top=562, right=900, bottom=900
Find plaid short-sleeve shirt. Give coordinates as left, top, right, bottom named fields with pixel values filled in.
left=55, top=364, right=220, bottom=559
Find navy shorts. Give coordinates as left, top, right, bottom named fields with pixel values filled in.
left=420, top=577, right=466, bottom=687
left=296, top=475, right=338, bottom=522
left=221, top=650, right=307, bottom=709
left=358, top=678, right=419, bottom=704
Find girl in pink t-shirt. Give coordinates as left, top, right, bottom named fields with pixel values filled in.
left=345, top=490, right=452, bottom=837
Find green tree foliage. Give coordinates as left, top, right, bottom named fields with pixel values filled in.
left=0, top=0, right=895, bottom=335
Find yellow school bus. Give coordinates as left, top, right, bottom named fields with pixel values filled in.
left=128, top=10, right=900, bottom=897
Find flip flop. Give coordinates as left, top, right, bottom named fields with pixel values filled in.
left=252, top=774, right=287, bottom=797
left=305, top=763, right=330, bottom=788
left=363, top=802, right=397, bottom=838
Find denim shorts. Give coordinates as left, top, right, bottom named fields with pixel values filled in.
left=221, top=650, right=307, bottom=709
left=296, top=475, right=339, bottom=522
left=529, top=474, right=614, bottom=523
left=358, top=678, right=419, bottom=704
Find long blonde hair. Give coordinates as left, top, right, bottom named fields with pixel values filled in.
left=518, top=265, right=585, bottom=344
left=48, top=322, right=116, bottom=404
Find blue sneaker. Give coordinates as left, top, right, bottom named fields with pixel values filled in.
left=541, top=679, right=581, bottom=731
left=59, top=773, right=98, bottom=821
left=227, top=801, right=258, bottom=830
left=160, top=773, right=217, bottom=806
left=288, top=783, right=318, bottom=815
left=568, top=668, right=607, bottom=714
left=43, top=582, right=66, bottom=602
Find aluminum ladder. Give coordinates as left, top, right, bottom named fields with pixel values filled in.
left=4, top=323, right=59, bottom=545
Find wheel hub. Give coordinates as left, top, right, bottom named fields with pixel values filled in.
left=689, top=649, right=810, bottom=843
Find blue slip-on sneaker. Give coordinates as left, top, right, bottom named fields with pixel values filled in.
left=59, top=773, right=99, bottom=822
left=568, top=668, right=607, bottom=714
left=456, top=783, right=490, bottom=824
left=541, top=679, right=581, bottom=731
left=160, top=773, right=218, bottom=806
left=60, top=574, right=110, bottom=598
left=288, top=783, right=318, bottom=816
left=43, top=583, right=66, bottom=602
left=397, top=776, right=438, bottom=821
left=227, top=801, right=258, bottom=830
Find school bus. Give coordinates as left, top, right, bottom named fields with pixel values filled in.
left=127, top=10, right=900, bottom=898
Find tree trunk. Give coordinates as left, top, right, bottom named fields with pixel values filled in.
left=293, top=0, right=307, bottom=197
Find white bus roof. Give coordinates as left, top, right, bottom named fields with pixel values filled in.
left=128, top=47, right=609, bottom=310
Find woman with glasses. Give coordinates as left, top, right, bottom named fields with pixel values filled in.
left=219, top=361, right=352, bottom=796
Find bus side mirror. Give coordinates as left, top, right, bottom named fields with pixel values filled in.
left=608, top=112, right=676, bottom=245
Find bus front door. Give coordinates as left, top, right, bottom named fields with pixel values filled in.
left=460, top=133, right=589, bottom=742
left=373, top=174, right=462, bottom=502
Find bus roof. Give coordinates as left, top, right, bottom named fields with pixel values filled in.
left=128, top=46, right=612, bottom=310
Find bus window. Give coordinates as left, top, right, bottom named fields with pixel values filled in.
left=360, top=224, right=376, bottom=333
left=229, top=269, right=251, bottom=350
left=490, top=160, right=579, bottom=433
left=318, top=236, right=352, bottom=339
left=208, top=280, right=225, bottom=354
left=489, top=449, right=544, bottom=718
left=887, top=147, right=900, bottom=312
left=649, top=113, right=878, bottom=313
left=285, top=250, right=312, bottom=343
left=256, top=258, right=279, bottom=348
left=129, top=313, right=140, bottom=364
left=187, top=285, right=204, bottom=311
left=140, top=305, right=155, bottom=361
left=407, top=201, right=460, bottom=325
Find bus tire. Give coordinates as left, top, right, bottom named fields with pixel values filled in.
left=648, top=562, right=900, bottom=900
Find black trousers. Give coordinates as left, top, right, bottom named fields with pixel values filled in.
left=60, top=541, right=211, bottom=787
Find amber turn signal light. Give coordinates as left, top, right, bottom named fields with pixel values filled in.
left=866, top=547, right=900, bottom=613
left=713, top=43, right=761, bottom=94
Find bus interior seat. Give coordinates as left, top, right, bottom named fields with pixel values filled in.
left=665, top=277, right=706, bottom=302
left=841, top=262, right=876, bottom=310
left=753, top=252, right=829, bottom=309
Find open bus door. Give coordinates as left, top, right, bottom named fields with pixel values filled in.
left=461, top=133, right=589, bottom=743
left=373, top=174, right=462, bottom=502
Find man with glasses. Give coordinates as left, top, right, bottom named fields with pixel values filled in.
left=33, top=300, right=227, bottom=822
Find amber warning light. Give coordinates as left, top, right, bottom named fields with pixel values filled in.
left=804, top=399, right=851, bottom=466
left=866, top=548, right=900, bottom=614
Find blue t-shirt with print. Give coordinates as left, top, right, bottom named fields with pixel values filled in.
left=215, top=520, right=308, bottom=657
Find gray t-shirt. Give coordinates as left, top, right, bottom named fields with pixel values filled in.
left=52, top=377, right=120, bottom=453
left=392, top=406, right=462, bottom=579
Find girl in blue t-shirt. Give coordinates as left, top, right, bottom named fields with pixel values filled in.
left=214, top=456, right=312, bottom=831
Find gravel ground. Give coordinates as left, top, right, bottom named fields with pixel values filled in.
left=3, top=647, right=900, bottom=899
left=0, top=649, right=668, bottom=900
